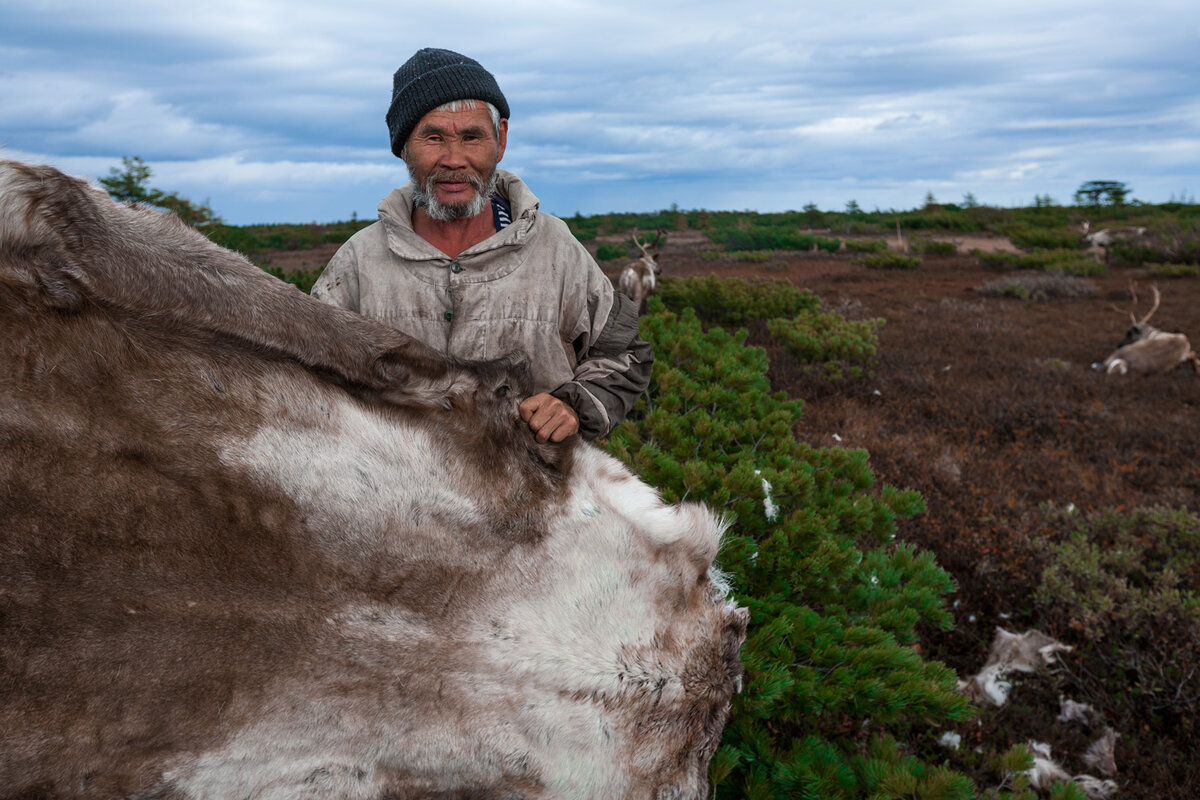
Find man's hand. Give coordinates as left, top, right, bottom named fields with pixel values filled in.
left=518, top=393, right=579, bottom=443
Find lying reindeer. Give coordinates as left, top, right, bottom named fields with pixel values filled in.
left=618, top=232, right=663, bottom=313
left=1094, top=283, right=1199, bottom=375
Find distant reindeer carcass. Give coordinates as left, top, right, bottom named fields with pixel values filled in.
left=1080, top=221, right=1147, bottom=263
left=1093, top=284, right=1199, bottom=375
left=618, top=231, right=663, bottom=313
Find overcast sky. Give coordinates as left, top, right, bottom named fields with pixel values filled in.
left=3, top=0, right=1198, bottom=224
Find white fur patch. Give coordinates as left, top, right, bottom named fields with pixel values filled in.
left=189, top=401, right=736, bottom=799
left=217, top=389, right=486, bottom=566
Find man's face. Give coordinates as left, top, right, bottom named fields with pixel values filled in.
left=403, top=103, right=508, bottom=221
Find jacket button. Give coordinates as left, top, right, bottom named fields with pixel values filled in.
left=443, top=310, right=453, bottom=321
left=450, top=262, right=462, bottom=273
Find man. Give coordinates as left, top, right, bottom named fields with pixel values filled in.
left=312, top=48, right=652, bottom=443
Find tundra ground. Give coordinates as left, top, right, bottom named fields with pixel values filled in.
left=606, top=233, right=1199, bottom=798
left=273, top=232, right=1198, bottom=797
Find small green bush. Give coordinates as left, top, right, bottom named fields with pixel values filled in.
left=1004, top=224, right=1085, bottom=251
left=736, top=250, right=775, bottom=263
left=596, top=242, right=628, bottom=262
left=1148, top=262, right=1199, bottom=278
left=767, top=312, right=884, bottom=381
left=972, top=248, right=1104, bottom=275
left=1035, top=506, right=1200, bottom=718
left=977, top=272, right=1097, bottom=301
left=845, top=238, right=889, bottom=254
left=207, top=220, right=372, bottom=253
left=1103, top=230, right=1200, bottom=267
left=863, top=252, right=921, bottom=270
left=909, top=236, right=959, bottom=256
left=206, top=224, right=263, bottom=255
left=708, top=228, right=840, bottom=253
left=656, top=276, right=820, bottom=325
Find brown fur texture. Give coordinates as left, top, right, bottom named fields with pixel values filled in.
left=0, top=161, right=746, bottom=800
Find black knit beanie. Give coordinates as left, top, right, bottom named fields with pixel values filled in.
left=386, top=48, right=510, bottom=158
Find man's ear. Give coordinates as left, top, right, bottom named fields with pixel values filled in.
left=496, top=118, right=509, bottom=163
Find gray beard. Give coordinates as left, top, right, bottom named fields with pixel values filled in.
left=410, top=166, right=498, bottom=222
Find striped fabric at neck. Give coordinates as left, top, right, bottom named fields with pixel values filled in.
left=491, top=194, right=512, bottom=232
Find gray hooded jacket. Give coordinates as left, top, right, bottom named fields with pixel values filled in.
left=311, top=170, right=652, bottom=439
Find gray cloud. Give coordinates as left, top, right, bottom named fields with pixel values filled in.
left=2, top=0, right=1197, bottom=222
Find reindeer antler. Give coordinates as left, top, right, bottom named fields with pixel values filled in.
left=1119, top=282, right=1163, bottom=326
left=1140, top=284, right=1162, bottom=325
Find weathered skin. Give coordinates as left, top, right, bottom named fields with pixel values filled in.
left=0, top=160, right=748, bottom=800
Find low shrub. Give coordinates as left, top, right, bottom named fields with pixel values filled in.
left=909, top=236, right=959, bottom=256
left=972, top=249, right=1105, bottom=275
left=1035, top=506, right=1200, bottom=720
left=207, top=220, right=373, bottom=253
left=206, top=224, right=263, bottom=255
left=1148, top=262, right=1199, bottom=278
left=1105, top=225, right=1200, bottom=266
left=863, top=252, right=921, bottom=270
left=709, top=227, right=841, bottom=253
left=1003, top=224, right=1085, bottom=251
left=977, top=272, right=1098, bottom=301
left=767, top=312, right=884, bottom=381
left=844, top=238, right=889, bottom=254
left=733, top=249, right=775, bottom=263
left=656, top=275, right=820, bottom=325
left=596, top=242, right=628, bottom=262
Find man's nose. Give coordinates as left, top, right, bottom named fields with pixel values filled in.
left=439, top=138, right=470, bottom=167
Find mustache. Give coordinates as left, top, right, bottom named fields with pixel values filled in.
left=425, top=169, right=487, bottom=193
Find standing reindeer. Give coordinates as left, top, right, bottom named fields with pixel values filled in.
left=618, top=231, right=664, bottom=313
left=1093, top=283, right=1199, bottom=375
left=1080, top=221, right=1147, bottom=263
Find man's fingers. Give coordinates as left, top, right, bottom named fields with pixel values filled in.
left=519, top=393, right=578, bottom=442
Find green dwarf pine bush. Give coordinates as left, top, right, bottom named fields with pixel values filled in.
left=766, top=313, right=884, bottom=381
left=655, top=276, right=820, bottom=326
left=1035, top=506, right=1200, bottom=719
left=863, top=252, right=922, bottom=270
left=844, top=239, right=889, bottom=254
left=733, top=249, right=776, bottom=263
left=604, top=293, right=974, bottom=798
left=1148, top=262, right=1199, bottom=278
left=908, top=236, right=959, bottom=256
left=207, top=220, right=373, bottom=253
left=972, top=248, right=1104, bottom=275
left=1002, top=224, right=1086, bottom=251
left=707, top=227, right=841, bottom=253
left=595, top=242, right=628, bottom=261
